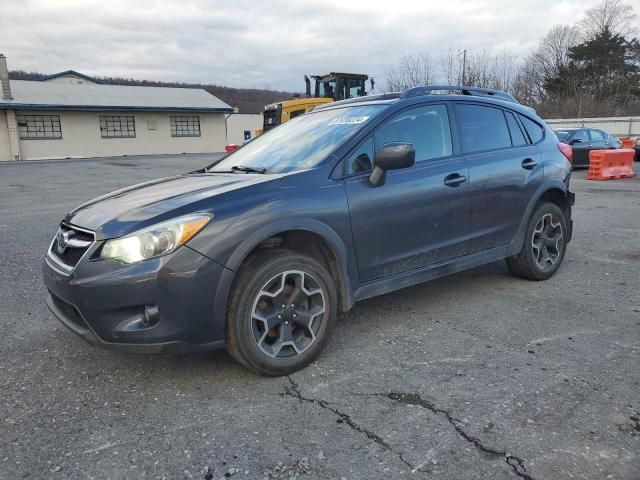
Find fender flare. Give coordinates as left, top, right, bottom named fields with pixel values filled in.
left=213, top=218, right=355, bottom=329
left=510, top=179, right=570, bottom=255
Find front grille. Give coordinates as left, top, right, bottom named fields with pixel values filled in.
left=49, top=224, right=95, bottom=269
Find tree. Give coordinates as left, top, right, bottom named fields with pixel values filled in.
left=582, top=0, right=637, bottom=37
left=386, top=54, right=435, bottom=91
left=544, top=28, right=640, bottom=116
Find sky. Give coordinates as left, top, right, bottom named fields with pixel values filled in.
left=0, top=0, right=612, bottom=92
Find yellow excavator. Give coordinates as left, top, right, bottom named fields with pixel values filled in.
left=258, top=72, right=373, bottom=135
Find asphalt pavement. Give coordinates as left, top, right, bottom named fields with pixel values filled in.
left=1, top=154, right=639, bottom=480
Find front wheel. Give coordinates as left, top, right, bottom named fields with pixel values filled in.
left=506, top=202, right=568, bottom=281
left=225, top=249, right=337, bottom=376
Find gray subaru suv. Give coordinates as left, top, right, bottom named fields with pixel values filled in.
left=43, top=86, right=574, bottom=376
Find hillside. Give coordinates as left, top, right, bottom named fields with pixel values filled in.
left=8, top=70, right=299, bottom=113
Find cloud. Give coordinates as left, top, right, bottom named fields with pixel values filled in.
left=0, top=0, right=616, bottom=91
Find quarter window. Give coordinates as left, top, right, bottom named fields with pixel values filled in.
left=456, top=104, right=511, bottom=153
left=374, top=104, right=452, bottom=162
left=170, top=116, right=201, bottom=137
left=16, top=114, right=62, bottom=140
left=346, top=137, right=374, bottom=175
left=100, top=116, right=135, bottom=138
left=518, top=115, right=544, bottom=144
left=505, top=111, right=528, bottom=147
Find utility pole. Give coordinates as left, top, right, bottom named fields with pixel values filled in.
left=457, top=49, right=467, bottom=85
left=462, top=49, right=467, bottom=85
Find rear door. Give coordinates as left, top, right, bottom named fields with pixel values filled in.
left=344, top=103, right=470, bottom=283
left=454, top=103, right=544, bottom=253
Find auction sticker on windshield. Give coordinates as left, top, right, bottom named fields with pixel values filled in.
left=328, top=116, right=370, bottom=125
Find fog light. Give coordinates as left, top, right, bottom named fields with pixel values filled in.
left=115, top=305, right=160, bottom=333
left=143, top=304, right=160, bottom=326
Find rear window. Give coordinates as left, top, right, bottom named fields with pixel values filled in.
left=518, top=115, right=544, bottom=144
left=456, top=104, right=511, bottom=153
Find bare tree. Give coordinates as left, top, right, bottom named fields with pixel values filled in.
left=582, top=0, right=637, bottom=36
left=386, top=53, right=435, bottom=91
left=438, top=48, right=463, bottom=85
left=514, top=24, right=581, bottom=105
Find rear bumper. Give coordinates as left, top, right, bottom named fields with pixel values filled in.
left=43, top=245, right=231, bottom=354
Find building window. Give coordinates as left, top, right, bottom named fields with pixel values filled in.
left=16, top=114, right=62, bottom=140
left=170, top=116, right=201, bottom=137
left=100, top=116, right=136, bottom=138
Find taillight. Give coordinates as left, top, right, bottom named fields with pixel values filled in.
left=558, top=142, right=573, bottom=163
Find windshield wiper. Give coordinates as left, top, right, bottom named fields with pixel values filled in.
left=230, top=165, right=267, bottom=174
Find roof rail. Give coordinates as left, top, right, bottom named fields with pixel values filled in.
left=401, top=85, right=518, bottom=104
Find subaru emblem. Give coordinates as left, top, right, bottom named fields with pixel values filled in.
left=56, top=230, right=72, bottom=254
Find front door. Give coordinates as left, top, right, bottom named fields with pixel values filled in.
left=344, top=103, right=470, bottom=283
left=570, top=129, right=592, bottom=167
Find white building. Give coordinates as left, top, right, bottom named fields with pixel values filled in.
left=225, top=112, right=263, bottom=145
left=0, top=55, right=238, bottom=161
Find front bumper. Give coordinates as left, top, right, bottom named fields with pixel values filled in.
left=43, top=244, right=231, bottom=354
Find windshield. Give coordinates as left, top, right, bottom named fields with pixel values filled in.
left=210, top=105, right=385, bottom=174
left=555, top=130, right=576, bottom=142
left=317, top=78, right=337, bottom=98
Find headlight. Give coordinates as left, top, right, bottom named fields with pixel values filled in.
left=100, top=213, right=212, bottom=264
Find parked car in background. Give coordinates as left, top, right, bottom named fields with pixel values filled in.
left=554, top=128, right=621, bottom=168
left=635, top=138, right=640, bottom=162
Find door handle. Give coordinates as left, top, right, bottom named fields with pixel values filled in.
left=521, top=158, right=538, bottom=170
left=444, top=173, right=467, bottom=187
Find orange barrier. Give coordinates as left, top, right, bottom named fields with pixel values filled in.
left=586, top=149, right=635, bottom=180
left=619, top=137, right=635, bottom=148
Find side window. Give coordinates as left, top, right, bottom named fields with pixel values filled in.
left=573, top=129, right=589, bottom=143
left=345, top=137, right=374, bottom=175
left=456, top=104, right=511, bottom=153
left=290, top=109, right=305, bottom=119
left=518, top=114, right=544, bottom=144
left=374, top=104, right=452, bottom=162
left=590, top=129, right=604, bottom=141
left=505, top=111, right=528, bottom=147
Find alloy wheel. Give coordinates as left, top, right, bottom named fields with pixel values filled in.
left=531, top=213, right=563, bottom=271
left=250, top=270, right=326, bottom=359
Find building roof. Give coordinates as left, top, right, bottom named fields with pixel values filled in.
left=0, top=80, right=234, bottom=113
left=38, top=70, right=102, bottom=83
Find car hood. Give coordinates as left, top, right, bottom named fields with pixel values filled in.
left=65, top=173, right=280, bottom=239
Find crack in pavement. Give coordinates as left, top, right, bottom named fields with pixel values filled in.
left=281, top=377, right=415, bottom=471
left=379, top=392, right=535, bottom=480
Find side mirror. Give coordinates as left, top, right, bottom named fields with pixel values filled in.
left=369, top=142, right=415, bottom=187
left=569, top=138, right=581, bottom=145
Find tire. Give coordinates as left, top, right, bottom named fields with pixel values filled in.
left=225, top=249, right=338, bottom=376
left=506, top=202, right=568, bottom=281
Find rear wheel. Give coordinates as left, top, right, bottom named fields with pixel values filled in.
left=225, top=249, right=337, bottom=376
left=506, top=202, right=567, bottom=280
